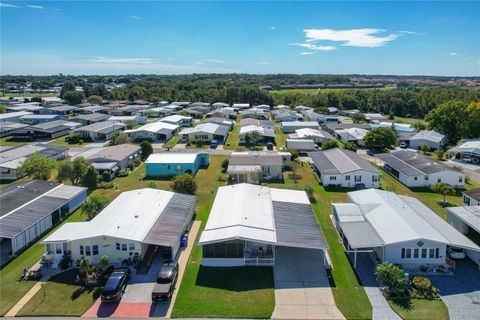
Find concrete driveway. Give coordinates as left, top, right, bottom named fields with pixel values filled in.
left=272, top=247, right=345, bottom=320
left=429, top=258, right=480, bottom=320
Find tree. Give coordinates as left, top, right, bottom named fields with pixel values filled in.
left=351, top=112, right=365, bottom=124
left=425, top=100, right=468, bottom=143
left=82, top=195, right=110, bottom=220
left=57, top=160, right=74, bottom=183
left=63, top=91, right=85, bottom=105
left=99, top=255, right=110, bottom=271
left=420, top=143, right=430, bottom=154
left=321, top=140, right=339, bottom=150
left=245, top=131, right=262, bottom=145
left=146, top=181, right=158, bottom=189
left=109, top=132, right=130, bottom=145
left=124, top=120, right=135, bottom=130
left=0, top=105, right=6, bottom=113
left=140, top=140, right=153, bottom=160
left=363, top=127, right=397, bottom=152
left=17, top=153, right=57, bottom=180
left=57, top=157, right=91, bottom=185
left=81, top=165, right=98, bottom=190
left=375, top=262, right=407, bottom=294
left=60, top=80, right=76, bottom=98
left=430, top=182, right=456, bottom=203
left=344, top=142, right=358, bottom=152
left=434, top=149, right=445, bottom=160
left=413, top=121, right=426, bottom=131
left=79, top=257, right=91, bottom=279
left=171, top=174, right=197, bottom=195
left=87, top=95, right=103, bottom=104
left=466, top=102, right=480, bottom=138
left=221, top=159, right=229, bottom=173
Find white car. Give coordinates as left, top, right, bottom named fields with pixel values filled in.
left=447, top=247, right=466, bottom=259
left=399, top=142, right=407, bottom=148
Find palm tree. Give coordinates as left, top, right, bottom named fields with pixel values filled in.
left=99, top=255, right=110, bottom=271
left=78, top=257, right=90, bottom=280
left=375, top=262, right=407, bottom=294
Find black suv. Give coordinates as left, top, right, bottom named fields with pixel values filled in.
left=101, top=268, right=130, bottom=302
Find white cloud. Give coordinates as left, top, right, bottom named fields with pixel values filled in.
left=269, top=26, right=276, bottom=30
left=291, top=42, right=337, bottom=51
left=449, top=52, right=459, bottom=56
left=304, top=28, right=398, bottom=47
left=256, top=61, right=273, bottom=65
left=203, top=59, right=226, bottom=64
left=27, top=4, right=44, bottom=9
left=0, top=2, right=21, bottom=8
left=300, top=51, right=318, bottom=55
left=130, top=15, right=141, bottom=20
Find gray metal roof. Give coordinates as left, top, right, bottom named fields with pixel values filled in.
left=49, top=105, right=79, bottom=112
left=142, top=193, right=196, bottom=247
left=229, top=153, right=283, bottom=166
left=463, top=189, right=480, bottom=202
left=447, top=206, right=480, bottom=233
left=72, top=121, right=125, bottom=134
left=376, top=150, right=458, bottom=176
left=0, top=181, right=87, bottom=238
left=272, top=201, right=327, bottom=250
left=410, top=130, right=445, bottom=143
left=325, top=123, right=371, bottom=131
left=30, top=120, right=80, bottom=133
left=309, top=148, right=379, bottom=174
left=339, top=221, right=384, bottom=249
left=75, top=113, right=110, bottom=122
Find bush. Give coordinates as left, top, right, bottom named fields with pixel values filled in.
left=127, top=162, right=135, bottom=171
left=411, top=276, right=438, bottom=300
left=304, top=185, right=315, bottom=203
left=97, top=181, right=114, bottom=189
left=171, top=174, right=197, bottom=195
left=102, top=171, right=111, bottom=181
left=68, top=133, right=83, bottom=145
left=58, top=254, right=72, bottom=270
left=221, top=159, right=229, bottom=173
left=321, top=140, right=339, bottom=150
left=344, top=142, right=357, bottom=152
left=117, top=169, right=129, bottom=177
left=134, top=158, right=142, bottom=166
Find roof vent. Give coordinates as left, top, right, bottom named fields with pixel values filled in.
left=117, top=226, right=120, bottom=229
left=134, top=215, right=139, bottom=218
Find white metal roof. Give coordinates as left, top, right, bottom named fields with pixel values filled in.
left=199, top=184, right=311, bottom=245
left=447, top=206, right=480, bottom=233
left=160, top=115, right=192, bottom=123
left=0, top=111, right=33, bottom=120
left=43, top=188, right=174, bottom=243
left=146, top=152, right=201, bottom=164
left=410, top=130, right=445, bottom=143
left=335, top=127, right=368, bottom=140
left=124, top=121, right=178, bottom=134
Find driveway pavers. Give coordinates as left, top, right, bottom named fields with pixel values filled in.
left=272, top=247, right=345, bottom=320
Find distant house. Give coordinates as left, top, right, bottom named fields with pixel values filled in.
left=447, top=140, right=480, bottom=164
left=333, top=188, right=480, bottom=268
left=79, top=105, right=110, bottom=114
left=124, top=121, right=179, bottom=142
left=377, top=150, right=465, bottom=188
left=159, top=115, right=192, bottom=127
left=303, top=112, right=338, bottom=124
left=6, top=104, right=45, bottom=114
left=309, top=148, right=380, bottom=188
left=0, top=122, right=30, bottom=138
left=408, top=130, right=446, bottom=150
left=19, top=114, right=61, bottom=125
left=227, top=152, right=284, bottom=184
left=334, top=127, right=369, bottom=146
left=43, top=105, right=79, bottom=117
left=23, top=120, right=81, bottom=139
left=74, top=113, right=110, bottom=125
left=288, top=128, right=335, bottom=144
left=294, top=105, right=313, bottom=113
left=285, top=139, right=317, bottom=153
left=42, top=188, right=195, bottom=265
left=281, top=121, right=320, bottom=133
left=108, top=115, right=147, bottom=125
left=239, top=118, right=274, bottom=129
left=179, top=123, right=229, bottom=143
left=364, top=113, right=388, bottom=123
left=324, top=123, right=371, bottom=133
left=70, top=121, right=126, bottom=141
left=199, top=184, right=328, bottom=267
left=212, top=102, right=229, bottom=109
left=140, top=107, right=173, bottom=118
left=240, top=108, right=269, bottom=120
left=214, top=107, right=238, bottom=120
left=171, top=101, right=191, bottom=108
left=0, top=144, right=67, bottom=180
left=338, top=109, right=360, bottom=117
left=463, top=189, right=480, bottom=206
left=146, top=152, right=209, bottom=177
left=239, top=125, right=275, bottom=145
left=232, top=103, right=250, bottom=110
left=202, top=117, right=234, bottom=130
left=109, top=104, right=149, bottom=116
left=0, top=180, right=87, bottom=258
left=273, top=110, right=303, bottom=122
left=370, top=122, right=415, bottom=133
left=75, top=144, right=141, bottom=178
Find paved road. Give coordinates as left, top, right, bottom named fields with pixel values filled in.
left=429, top=258, right=480, bottom=320
left=272, top=247, right=345, bottom=320
left=355, top=253, right=401, bottom=320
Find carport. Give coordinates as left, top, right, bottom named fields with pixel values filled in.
left=142, top=193, right=196, bottom=261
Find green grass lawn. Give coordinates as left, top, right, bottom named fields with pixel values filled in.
left=223, top=124, right=240, bottom=150
left=47, top=135, right=87, bottom=147
left=1, top=93, right=59, bottom=98
left=388, top=298, right=449, bottom=320
left=172, top=155, right=276, bottom=319
left=0, top=136, right=27, bottom=147
left=274, top=126, right=287, bottom=150
left=17, top=269, right=102, bottom=317
left=270, top=88, right=320, bottom=95
left=163, top=135, right=181, bottom=149
left=394, top=116, right=426, bottom=126
left=267, top=162, right=372, bottom=319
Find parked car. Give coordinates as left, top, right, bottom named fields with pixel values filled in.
left=152, top=261, right=179, bottom=300
left=447, top=247, right=466, bottom=259
left=210, top=139, right=218, bottom=149
left=101, top=268, right=130, bottom=302
left=366, top=150, right=375, bottom=156
left=399, top=142, right=407, bottom=148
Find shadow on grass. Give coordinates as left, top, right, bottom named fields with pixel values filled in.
left=390, top=298, right=414, bottom=312
left=47, top=268, right=102, bottom=301
left=195, top=266, right=274, bottom=292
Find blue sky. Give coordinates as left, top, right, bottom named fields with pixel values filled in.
left=1, top=1, right=479, bottom=76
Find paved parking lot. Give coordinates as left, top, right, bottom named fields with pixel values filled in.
left=429, top=258, right=480, bottom=320
left=272, top=247, right=345, bottom=320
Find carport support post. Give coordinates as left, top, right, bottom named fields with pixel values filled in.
left=354, top=249, right=357, bottom=268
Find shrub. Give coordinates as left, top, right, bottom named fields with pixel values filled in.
left=68, top=133, right=83, bottom=145
left=304, top=185, right=315, bottom=203
left=411, top=276, right=438, bottom=300
left=117, top=169, right=129, bottom=177
left=321, top=140, right=339, bottom=150
left=127, top=162, right=135, bottom=171
left=97, top=181, right=114, bottom=189
left=171, top=174, right=197, bottom=195
left=102, top=171, right=111, bottom=181
left=134, top=158, right=142, bottom=166
left=221, top=159, right=229, bottom=173
left=58, top=254, right=72, bottom=270
left=344, top=142, right=357, bottom=152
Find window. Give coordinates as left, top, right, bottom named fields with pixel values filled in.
left=129, top=243, right=135, bottom=250
left=435, top=248, right=439, bottom=259
left=329, top=176, right=337, bottom=181
left=355, top=176, right=361, bottom=182
left=437, top=178, right=441, bottom=183
left=122, top=243, right=127, bottom=251
left=425, top=176, right=429, bottom=180
left=401, top=248, right=405, bottom=259
left=464, top=196, right=470, bottom=206
left=421, top=249, right=427, bottom=259
left=80, top=245, right=84, bottom=255
left=413, top=249, right=419, bottom=258
left=46, top=243, right=54, bottom=255
left=85, top=246, right=91, bottom=256
left=176, top=165, right=182, bottom=172
left=116, top=243, right=120, bottom=250
left=372, top=176, right=378, bottom=182
left=459, top=176, right=463, bottom=183
left=414, top=177, right=418, bottom=181
left=345, top=175, right=350, bottom=181
left=55, top=243, right=62, bottom=254
left=429, top=248, right=435, bottom=258
left=406, top=248, right=412, bottom=258
left=92, top=245, right=99, bottom=255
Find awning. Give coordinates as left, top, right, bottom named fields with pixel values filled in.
left=227, top=165, right=262, bottom=174
left=339, top=221, right=384, bottom=249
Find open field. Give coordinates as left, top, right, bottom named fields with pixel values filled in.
left=388, top=298, right=449, bottom=320
left=394, top=116, right=426, bottom=126
left=47, top=136, right=86, bottom=147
